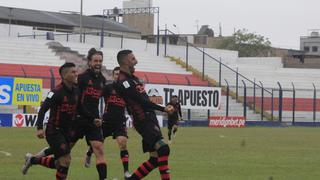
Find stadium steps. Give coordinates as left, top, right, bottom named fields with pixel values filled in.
left=167, top=56, right=266, bottom=121
left=47, top=41, right=112, bottom=80
left=0, top=37, right=64, bottom=66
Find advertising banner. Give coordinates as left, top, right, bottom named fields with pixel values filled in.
left=209, top=116, right=246, bottom=128
left=0, top=114, right=13, bottom=127
left=145, top=84, right=221, bottom=110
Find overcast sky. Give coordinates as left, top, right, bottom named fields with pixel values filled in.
left=0, top=0, right=319, bottom=49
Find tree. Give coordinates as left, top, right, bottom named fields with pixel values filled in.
left=218, top=29, right=272, bottom=57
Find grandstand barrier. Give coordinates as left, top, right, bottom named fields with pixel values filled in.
left=2, top=35, right=320, bottom=123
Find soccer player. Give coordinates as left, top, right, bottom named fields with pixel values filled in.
left=22, top=62, right=78, bottom=180
left=70, top=48, right=107, bottom=180
left=114, top=50, right=174, bottom=180
left=84, top=66, right=131, bottom=179
left=166, top=95, right=182, bottom=144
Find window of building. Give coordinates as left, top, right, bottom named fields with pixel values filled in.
left=304, top=46, right=310, bottom=52
left=312, top=46, right=318, bottom=52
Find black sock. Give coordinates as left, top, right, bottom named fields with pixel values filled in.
left=44, top=148, right=53, bottom=156
left=31, top=156, right=56, bottom=169
left=157, top=145, right=170, bottom=180
left=96, top=163, right=107, bottom=180
left=87, top=146, right=93, bottom=157
left=168, top=128, right=172, bottom=140
left=120, top=150, right=129, bottom=172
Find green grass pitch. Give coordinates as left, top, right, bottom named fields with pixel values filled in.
left=1, top=127, right=320, bottom=180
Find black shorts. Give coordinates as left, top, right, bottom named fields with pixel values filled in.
left=134, top=112, right=163, bottom=153
left=70, top=118, right=103, bottom=143
left=168, top=119, right=178, bottom=129
left=103, top=120, right=128, bottom=139
left=45, top=128, right=71, bottom=159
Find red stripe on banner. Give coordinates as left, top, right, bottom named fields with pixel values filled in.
left=159, top=165, right=169, bottom=171
left=146, top=161, right=155, bottom=169
left=158, top=156, right=168, bottom=162
left=140, top=165, right=149, bottom=174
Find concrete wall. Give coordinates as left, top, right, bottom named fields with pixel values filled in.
left=123, top=14, right=154, bottom=35
left=0, top=23, right=33, bottom=37
left=237, top=57, right=283, bottom=68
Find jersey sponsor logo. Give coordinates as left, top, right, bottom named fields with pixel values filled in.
left=84, top=87, right=102, bottom=99
left=106, top=95, right=126, bottom=107
left=47, top=91, right=54, bottom=99
left=209, top=116, right=245, bottom=128
left=123, top=81, right=130, bottom=89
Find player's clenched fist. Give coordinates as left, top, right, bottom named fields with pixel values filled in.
left=36, top=129, right=45, bottom=139
left=165, top=105, right=175, bottom=114
left=94, top=118, right=103, bottom=127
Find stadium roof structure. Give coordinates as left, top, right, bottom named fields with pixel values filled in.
left=0, top=6, right=140, bottom=33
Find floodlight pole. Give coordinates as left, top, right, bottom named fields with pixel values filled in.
left=156, top=7, right=160, bottom=56
left=80, top=0, right=83, bottom=43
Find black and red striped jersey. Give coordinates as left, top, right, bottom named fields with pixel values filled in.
left=102, top=83, right=126, bottom=121
left=114, top=70, right=165, bottom=122
left=77, top=69, right=106, bottom=122
left=36, top=82, right=78, bottom=130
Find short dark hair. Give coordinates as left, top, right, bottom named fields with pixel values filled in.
left=117, top=50, right=132, bottom=65
left=113, top=66, right=120, bottom=74
left=59, top=62, right=76, bottom=77
left=87, top=48, right=103, bottom=61
left=172, top=95, right=178, bottom=98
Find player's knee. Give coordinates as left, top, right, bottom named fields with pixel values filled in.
left=156, top=143, right=170, bottom=157
left=117, top=137, right=127, bottom=150
left=58, top=154, right=71, bottom=167
left=118, top=142, right=127, bottom=150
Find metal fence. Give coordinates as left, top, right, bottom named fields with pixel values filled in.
left=15, top=29, right=320, bottom=123
left=161, top=28, right=320, bottom=123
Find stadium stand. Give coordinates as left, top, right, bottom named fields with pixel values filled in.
left=2, top=35, right=320, bottom=122
left=0, top=37, right=63, bottom=66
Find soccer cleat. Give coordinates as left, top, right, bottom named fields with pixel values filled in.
left=22, top=153, right=33, bottom=175
left=124, top=171, right=131, bottom=179
left=84, top=154, right=91, bottom=168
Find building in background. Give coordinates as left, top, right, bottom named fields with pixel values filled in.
left=122, top=0, right=154, bottom=35
left=300, top=30, right=320, bottom=56
left=0, top=6, right=141, bottom=38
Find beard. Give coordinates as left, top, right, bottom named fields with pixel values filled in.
left=91, top=65, right=101, bottom=74
left=129, top=66, right=135, bottom=74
